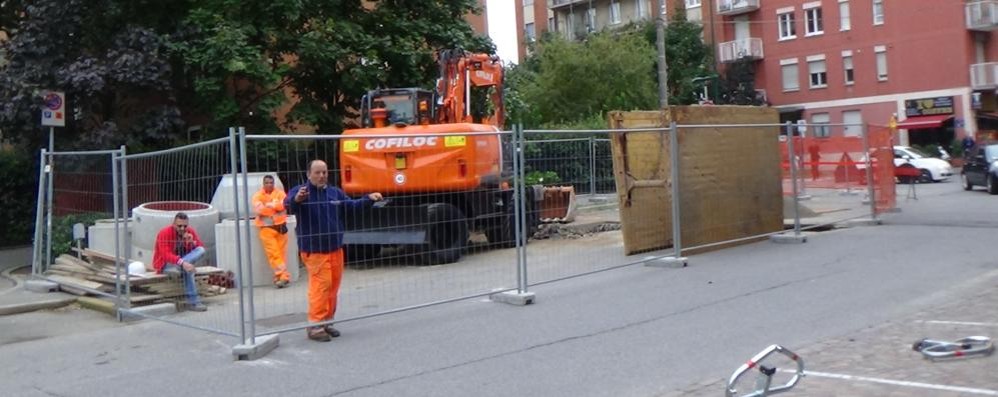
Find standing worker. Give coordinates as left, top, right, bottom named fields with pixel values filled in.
left=253, top=174, right=290, bottom=288
left=285, top=159, right=383, bottom=342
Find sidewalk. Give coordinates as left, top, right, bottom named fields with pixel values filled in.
left=0, top=246, right=78, bottom=316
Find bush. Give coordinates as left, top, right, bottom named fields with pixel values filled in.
left=525, top=171, right=561, bottom=186
left=0, top=149, right=39, bottom=247
left=50, top=213, right=107, bottom=258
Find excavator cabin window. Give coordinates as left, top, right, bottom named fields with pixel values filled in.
left=361, top=89, right=435, bottom=127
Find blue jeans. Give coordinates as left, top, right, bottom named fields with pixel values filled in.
left=162, top=247, right=206, bottom=304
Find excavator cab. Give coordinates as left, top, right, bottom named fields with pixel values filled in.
left=360, top=88, right=436, bottom=128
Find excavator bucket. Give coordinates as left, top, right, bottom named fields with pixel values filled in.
left=537, top=186, right=577, bottom=223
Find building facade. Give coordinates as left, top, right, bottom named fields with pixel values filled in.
left=715, top=0, right=998, bottom=147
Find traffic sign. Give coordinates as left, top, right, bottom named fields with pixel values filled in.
left=40, top=91, right=65, bottom=127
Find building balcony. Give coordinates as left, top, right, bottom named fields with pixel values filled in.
left=717, top=0, right=760, bottom=16
left=550, top=0, right=589, bottom=10
left=718, top=38, right=764, bottom=63
left=971, top=62, right=998, bottom=90
left=966, top=0, right=998, bottom=31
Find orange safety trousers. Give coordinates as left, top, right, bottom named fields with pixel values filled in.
left=300, top=250, right=344, bottom=324
left=259, top=227, right=289, bottom=282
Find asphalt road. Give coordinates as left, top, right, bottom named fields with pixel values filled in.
left=1, top=179, right=995, bottom=397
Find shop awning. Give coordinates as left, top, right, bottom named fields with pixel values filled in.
left=896, top=115, right=953, bottom=130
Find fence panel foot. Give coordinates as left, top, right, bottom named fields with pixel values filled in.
left=233, top=334, right=279, bottom=361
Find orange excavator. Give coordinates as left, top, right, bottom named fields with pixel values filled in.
left=337, top=49, right=541, bottom=264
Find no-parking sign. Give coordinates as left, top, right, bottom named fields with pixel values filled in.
left=40, top=91, right=65, bottom=127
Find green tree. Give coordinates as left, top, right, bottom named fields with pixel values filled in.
left=174, top=0, right=493, bottom=134
left=642, top=6, right=713, bottom=106
left=515, top=30, right=657, bottom=126
left=717, top=58, right=764, bottom=106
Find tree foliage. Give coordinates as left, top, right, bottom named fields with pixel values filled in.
left=508, top=29, right=657, bottom=127
left=641, top=7, right=713, bottom=106
left=0, top=0, right=493, bottom=149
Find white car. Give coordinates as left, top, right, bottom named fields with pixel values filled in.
left=893, top=146, right=953, bottom=182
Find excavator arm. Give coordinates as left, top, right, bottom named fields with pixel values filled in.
left=435, top=49, right=505, bottom=127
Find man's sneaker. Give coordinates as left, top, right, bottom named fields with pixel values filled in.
left=307, top=327, right=331, bottom=342
left=183, top=302, right=207, bottom=312
left=274, top=279, right=289, bottom=289
left=323, top=325, right=341, bottom=338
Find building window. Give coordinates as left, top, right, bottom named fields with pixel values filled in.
left=610, top=0, right=621, bottom=24
left=549, top=17, right=554, bottom=27
left=839, top=0, right=851, bottom=31
left=524, top=0, right=533, bottom=5
left=686, top=0, right=701, bottom=8
left=778, top=12, right=796, bottom=40
left=781, top=59, right=800, bottom=92
left=873, top=0, right=884, bottom=25
left=842, top=54, right=854, bottom=85
left=808, top=59, right=827, bottom=88
left=805, top=7, right=823, bottom=36
left=636, top=0, right=647, bottom=19
left=842, top=110, right=863, bottom=136
left=875, top=46, right=888, bottom=81
left=525, top=23, right=536, bottom=42
left=811, top=113, right=831, bottom=138
left=587, top=8, right=596, bottom=31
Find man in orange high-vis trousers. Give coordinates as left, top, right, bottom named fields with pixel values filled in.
left=285, top=160, right=383, bottom=342
left=253, top=175, right=290, bottom=288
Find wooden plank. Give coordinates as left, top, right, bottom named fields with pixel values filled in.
left=45, top=274, right=107, bottom=291
left=610, top=107, right=782, bottom=255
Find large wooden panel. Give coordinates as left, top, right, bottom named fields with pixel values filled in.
left=609, top=107, right=782, bottom=255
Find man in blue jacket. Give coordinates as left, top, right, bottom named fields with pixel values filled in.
left=285, top=159, right=383, bottom=342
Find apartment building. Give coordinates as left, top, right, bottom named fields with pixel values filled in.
left=516, top=0, right=555, bottom=61
left=715, top=0, right=997, bottom=146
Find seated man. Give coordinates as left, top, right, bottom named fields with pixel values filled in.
left=152, top=212, right=207, bottom=312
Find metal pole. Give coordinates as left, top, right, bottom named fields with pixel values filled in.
left=45, top=127, right=54, bottom=270
left=512, top=124, right=527, bottom=294
left=228, top=127, right=248, bottom=345
left=589, top=136, right=596, bottom=195
left=861, top=125, right=877, bottom=221
left=121, top=145, right=132, bottom=309
left=111, top=150, right=123, bottom=311
left=669, top=122, right=683, bottom=258
left=655, top=0, right=669, bottom=108
left=786, top=122, right=802, bottom=236
left=238, top=127, right=257, bottom=344
left=31, top=149, right=47, bottom=276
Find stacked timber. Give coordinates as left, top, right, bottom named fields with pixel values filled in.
left=43, top=249, right=227, bottom=305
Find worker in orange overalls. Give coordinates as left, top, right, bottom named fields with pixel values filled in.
left=284, top=160, right=383, bottom=342
left=252, top=174, right=290, bottom=288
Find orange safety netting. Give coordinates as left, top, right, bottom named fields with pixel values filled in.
left=779, top=125, right=896, bottom=213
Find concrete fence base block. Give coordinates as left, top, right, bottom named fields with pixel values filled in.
left=119, top=302, right=176, bottom=321
left=842, top=218, right=882, bottom=227
left=770, top=233, right=808, bottom=244
left=233, top=334, right=280, bottom=361
left=796, top=194, right=813, bottom=201
left=24, top=280, right=59, bottom=293
left=490, top=291, right=536, bottom=306
left=645, top=257, right=688, bottom=269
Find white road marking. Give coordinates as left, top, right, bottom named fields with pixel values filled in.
left=921, top=320, right=998, bottom=327
left=781, top=369, right=998, bottom=395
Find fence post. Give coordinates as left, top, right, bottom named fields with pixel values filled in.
left=120, top=145, right=132, bottom=308
left=772, top=122, right=808, bottom=244
left=45, top=149, right=54, bottom=272
left=228, top=127, right=248, bottom=345
left=31, top=149, right=47, bottom=276
left=111, top=149, right=123, bottom=312
left=669, top=122, right=687, bottom=265
left=491, top=125, right=535, bottom=305
left=787, top=122, right=802, bottom=237
left=237, top=127, right=257, bottom=345
left=589, top=135, right=596, bottom=195
left=861, top=125, right=878, bottom=222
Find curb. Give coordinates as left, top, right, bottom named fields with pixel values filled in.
left=0, top=296, right=77, bottom=316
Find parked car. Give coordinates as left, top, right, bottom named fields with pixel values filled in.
left=893, top=146, right=953, bottom=183
left=961, top=143, right=998, bottom=194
